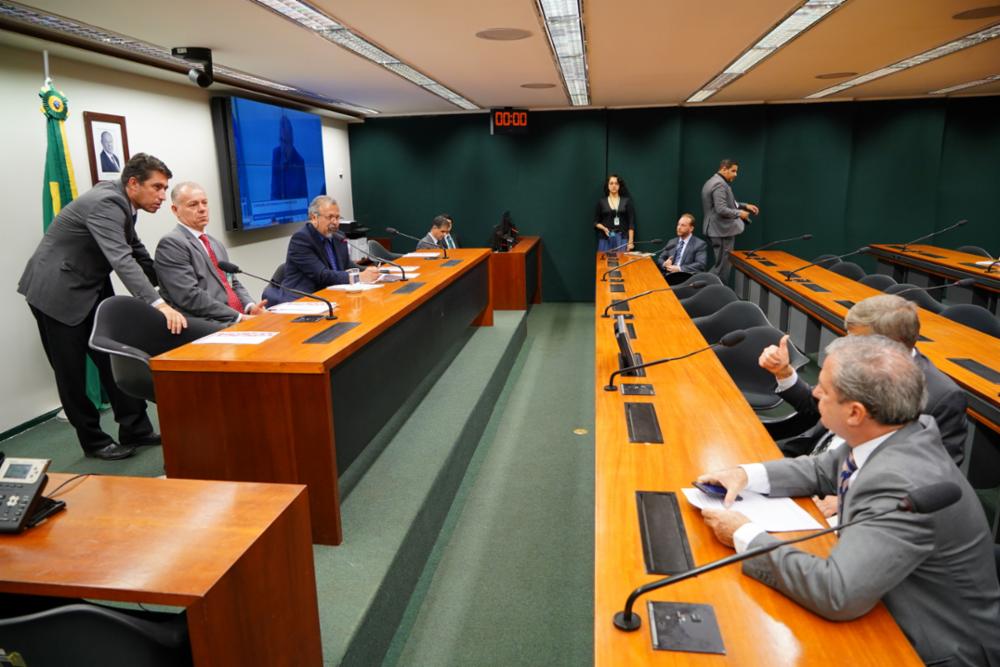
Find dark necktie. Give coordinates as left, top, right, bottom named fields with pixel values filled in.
left=324, top=238, right=340, bottom=271
left=199, top=234, right=243, bottom=312
left=837, top=451, right=859, bottom=520
left=672, top=238, right=686, bottom=265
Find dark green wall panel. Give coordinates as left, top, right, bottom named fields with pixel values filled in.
left=350, top=98, right=999, bottom=301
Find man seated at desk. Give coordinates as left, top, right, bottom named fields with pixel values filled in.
left=657, top=212, right=708, bottom=275
left=699, top=335, right=1000, bottom=666
left=265, top=195, right=377, bottom=305
left=155, top=182, right=265, bottom=326
left=417, top=215, right=451, bottom=252
left=440, top=214, right=458, bottom=249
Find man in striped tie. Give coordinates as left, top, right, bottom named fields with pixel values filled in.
left=697, top=335, right=1000, bottom=665
left=155, top=182, right=266, bottom=326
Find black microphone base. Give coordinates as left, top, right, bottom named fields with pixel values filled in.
left=324, top=315, right=338, bottom=320
left=613, top=611, right=642, bottom=631
left=604, top=384, right=618, bottom=392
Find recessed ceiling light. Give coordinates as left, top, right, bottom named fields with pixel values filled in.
left=953, top=5, right=1000, bottom=20
left=476, top=28, right=532, bottom=41
left=521, top=82, right=557, bottom=89
left=815, top=71, right=858, bottom=79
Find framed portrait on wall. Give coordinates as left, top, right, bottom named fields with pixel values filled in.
left=83, top=112, right=130, bottom=184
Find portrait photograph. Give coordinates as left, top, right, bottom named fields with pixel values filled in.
left=83, top=111, right=129, bottom=184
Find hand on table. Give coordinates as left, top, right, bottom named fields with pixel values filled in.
left=701, top=508, right=751, bottom=548
left=696, top=467, right=748, bottom=507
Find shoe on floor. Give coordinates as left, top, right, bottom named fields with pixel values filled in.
left=122, top=432, right=161, bottom=447
left=85, top=442, right=137, bottom=460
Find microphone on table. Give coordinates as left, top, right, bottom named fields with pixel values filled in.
left=601, top=282, right=707, bottom=318
left=604, top=330, right=746, bottom=391
left=744, top=233, right=813, bottom=259
left=983, top=259, right=999, bottom=274
left=600, top=241, right=670, bottom=281
left=892, top=278, right=977, bottom=296
left=217, top=261, right=337, bottom=320
left=783, top=246, right=870, bottom=282
left=332, top=231, right=407, bottom=281
left=613, top=481, right=963, bottom=631
left=604, top=238, right=665, bottom=257
left=387, top=227, right=448, bottom=259
left=897, top=219, right=967, bottom=252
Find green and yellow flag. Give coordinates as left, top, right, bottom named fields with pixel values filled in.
left=40, top=84, right=103, bottom=408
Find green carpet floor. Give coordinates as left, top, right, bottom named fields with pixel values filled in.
left=385, top=303, right=596, bottom=667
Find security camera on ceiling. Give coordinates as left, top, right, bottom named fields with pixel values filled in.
left=171, top=46, right=213, bottom=88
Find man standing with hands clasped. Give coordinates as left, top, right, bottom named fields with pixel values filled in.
left=702, top=158, right=759, bottom=280
left=696, top=335, right=1000, bottom=666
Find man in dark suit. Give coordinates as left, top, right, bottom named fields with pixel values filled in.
left=99, top=131, right=121, bottom=172
left=657, top=213, right=708, bottom=275
left=418, top=215, right=451, bottom=251
left=18, top=153, right=188, bottom=460
left=700, top=335, right=1000, bottom=666
left=155, top=182, right=264, bottom=325
left=701, top=158, right=759, bottom=280
left=265, top=196, right=377, bottom=305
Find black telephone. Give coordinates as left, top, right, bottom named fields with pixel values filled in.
left=0, top=453, right=62, bottom=533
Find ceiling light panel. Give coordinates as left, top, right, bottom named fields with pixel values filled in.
left=323, top=29, right=397, bottom=64
left=537, top=0, right=590, bottom=106
left=249, top=0, right=341, bottom=32
left=931, top=73, right=1000, bottom=94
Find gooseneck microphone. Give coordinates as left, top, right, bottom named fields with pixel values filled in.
left=601, top=282, right=707, bottom=318
left=605, top=238, right=665, bottom=256
left=217, top=261, right=337, bottom=320
left=897, top=219, right=968, bottom=252
left=600, top=242, right=670, bottom=281
left=613, top=481, right=962, bottom=631
left=333, top=231, right=407, bottom=281
left=784, top=246, right=870, bottom=282
left=892, top=278, right=977, bottom=296
left=745, top=233, right=813, bottom=259
left=604, top=330, right=746, bottom=391
left=387, top=227, right=448, bottom=259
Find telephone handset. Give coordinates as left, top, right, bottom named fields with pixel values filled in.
left=0, top=454, right=58, bottom=534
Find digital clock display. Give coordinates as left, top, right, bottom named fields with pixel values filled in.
left=490, top=108, right=529, bottom=135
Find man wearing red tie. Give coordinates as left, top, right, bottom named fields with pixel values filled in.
left=154, top=182, right=266, bottom=326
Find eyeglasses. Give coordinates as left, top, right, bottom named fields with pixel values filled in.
left=316, top=213, right=339, bottom=221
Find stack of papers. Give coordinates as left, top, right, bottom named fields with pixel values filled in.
left=327, top=283, right=385, bottom=292
left=378, top=265, right=420, bottom=273
left=193, top=331, right=278, bottom=345
left=681, top=488, right=822, bottom=532
left=267, top=302, right=336, bottom=315
left=403, top=251, right=441, bottom=258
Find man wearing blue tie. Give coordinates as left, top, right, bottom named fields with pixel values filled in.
left=658, top=213, right=708, bottom=275
left=441, top=214, right=458, bottom=249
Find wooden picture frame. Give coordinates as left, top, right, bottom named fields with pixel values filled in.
left=83, top=112, right=130, bottom=184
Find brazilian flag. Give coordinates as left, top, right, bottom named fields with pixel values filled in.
left=39, top=85, right=103, bottom=409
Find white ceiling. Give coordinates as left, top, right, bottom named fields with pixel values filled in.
left=3, top=0, right=999, bottom=116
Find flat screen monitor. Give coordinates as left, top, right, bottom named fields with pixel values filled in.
left=614, top=315, right=639, bottom=372
left=211, top=96, right=327, bottom=231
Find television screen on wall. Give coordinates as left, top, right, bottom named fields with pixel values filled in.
left=211, top=96, right=326, bottom=231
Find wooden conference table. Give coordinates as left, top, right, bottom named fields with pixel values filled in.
left=0, top=474, right=321, bottom=666
left=730, top=250, right=1000, bottom=433
left=489, top=235, right=542, bottom=310
left=152, top=248, right=491, bottom=545
left=867, top=244, right=999, bottom=314
left=593, top=254, right=920, bottom=665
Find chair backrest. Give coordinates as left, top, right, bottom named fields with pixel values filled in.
left=692, top=300, right=771, bottom=344
left=0, top=602, right=192, bottom=667
left=664, top=270, right=693, bottom=286
left=828, top=261, right=866, bottom=281
left=270, top=262, right=286, bottom=284
left=940, top=304, right=1000, bottom=338
left=89, top=296, right=218, bottom=402
left=368, top=239, right=403, bottom=260
left=883, top=283, right=945, bottom=313
left=811, top=254, right=840, bottom=269
left=679, top=284, right=739, bottom=319
left=672, top=273, right=723, bottom=301
left=956, top=245, right=993, bottom=259
left=858, top=273, right=897, bottom=290
left=714, top=325, right=809, bottom=395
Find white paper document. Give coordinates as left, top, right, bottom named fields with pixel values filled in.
left=376, top=273, right=419, bottom=282
left=378, top=265, right=420, bottom=272
left=973, top=259, right=997, bottom=266
left=192, top=331, right=278, bottom=345
left=624, top=251, right=654, bottom=257
left=326, top=283, right=385, bottom=292
left=681, top=488, right=823, bottom=532
left=403, top=251, right=441, bottom=258
left=267, top=302, right=336, bottom=315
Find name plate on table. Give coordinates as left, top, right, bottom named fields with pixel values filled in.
left=441, top=259, right=463, bottom=267
left=304, top=322, right=359, bottom=344
left=394, top=282, right=425, bottom=294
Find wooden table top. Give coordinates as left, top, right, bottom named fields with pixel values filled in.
left=731, top=250, right=1000, bottom=431
left=868, top=244, right=1000, bottom=293
left=505, top=235, right=540, bottom=255
left=151, top=248, right=490, bottom=374
left=0, top=474, right=306, bottom=605
left=593, top=255, right=920, bottom=666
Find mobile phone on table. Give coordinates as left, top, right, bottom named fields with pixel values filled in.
left=692, top=481, right=742, bottom=501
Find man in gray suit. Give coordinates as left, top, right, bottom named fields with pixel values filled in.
left=701, top=158, right=759, bottom=280
left=418, top=215, right=451, bottom=251
left=657, top=213, right=709, bottom=275
left=18, top=153, right=187, bottom=460
left=699, top=335, right=1000, bottom=666
left=155, top=182, right=264, bottom=326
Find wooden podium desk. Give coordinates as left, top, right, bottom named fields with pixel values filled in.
left=868, top=244, right=999, bottom=314
left=0, top=474, right=321, bottom=666
left=151, top=249, right=490, bottom=545
left=730, top=250, right=1000, bottom=433
left=489, top=235, right=542, bottom=310
left=593, top=255, right=919, bottom=666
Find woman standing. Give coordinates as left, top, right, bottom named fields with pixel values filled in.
left=594, top=174, right=636, bottom=252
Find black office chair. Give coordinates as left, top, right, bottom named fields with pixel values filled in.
left=957, top=245, right=993, bottom=259
left=713, top=325, right=810, bottom=411
left=0, top=602, right=192, bottom=667
left=368, top=239, right=404, bottom=261
left=671, top=273, right=723, bottom=300
left=884, top=283, right=945, bottom=314
left=828, top=261, right=866, bottom=281
left=89, top=296, right=219, bottom=402
left=859, top=273, right=897, bottom=290
left=664, top=270, right=694, bottom=286
left=692, top=301, right=771, bottom=345
left=678, top=284, right=739, bottom=319
left=270, top=262, right=286, bottom=285
left=940, top=304, right=1000, bottom=338
left=811, top=254, right=840, bottom=269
